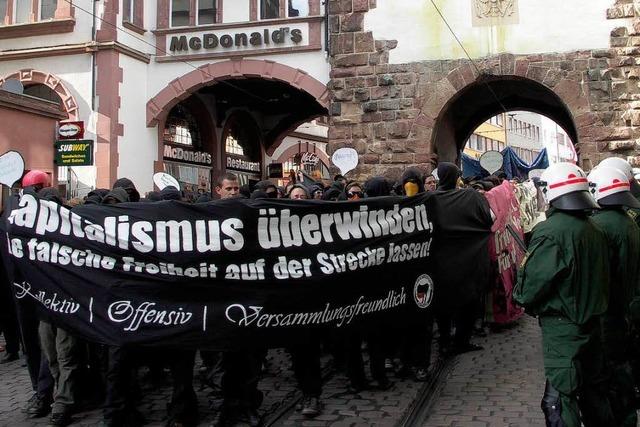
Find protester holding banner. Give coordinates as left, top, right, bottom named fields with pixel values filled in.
left=35, top=187, right=79, bottom=427
left=6, top=172, right=55, bottom=419
left=483, top=181, right=525, bottom=325
left=284, top=184, right=324, bottom=417
left=514, top=163, right=615, bottom=427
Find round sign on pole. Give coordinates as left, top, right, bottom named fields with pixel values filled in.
left=0, top=151, right=25, bottom=187
left=331, top=148, right=358, bottom=175
left=479, top=151, right=504, bottom=174
left=153, top=172, right=180, bottom=190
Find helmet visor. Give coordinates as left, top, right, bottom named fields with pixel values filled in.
left=599, top=191, right=640, bottom=209
left=550, top=190, right=600, bottom=211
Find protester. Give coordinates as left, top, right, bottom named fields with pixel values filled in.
left=215, top=173, right=241, bottom=199
left=514, top=162, right=615, bottom=426
left=434, top=162, right=490, bottom=355
left=588, top=166, right=640, bottom=426
left=11, top=171, right=55, bottom=419
left=344, top=176, right=393, bottom=390
left=286, top=186, right=323, bottom=417
left=35, top=188, right=79, bottom=427
left=112, top=177, right=140, bottom=202
left=344, top=182, right=363, bottom=201
left=288, top=184, right=310, bottom=200
left=424, top=174, right=438, bottom=192
left=254, top=180, right=278, bottom=198
left=84, top=188, right=109, bottom=205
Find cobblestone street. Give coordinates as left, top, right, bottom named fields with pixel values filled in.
left=423, top=316, right=546, bottom=427
left=0, top=316, right=549, bottom=427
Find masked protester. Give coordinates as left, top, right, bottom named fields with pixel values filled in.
left=433, top=162, right=487, bottom=356
left=514, top=162, right=615, bottom=427
left=36, top=188, right=78, bottom=427
left=112, top=178, right=140, bottom=202
left=437, top=162, right=461, bottom=191
left=401, top=168, right=424, bottom=196
left=254, top=180, right=278, bottom=198
left=587, top=166, right=640, bottom=427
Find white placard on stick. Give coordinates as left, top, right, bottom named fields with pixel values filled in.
left=479, top=151, right=504, bottom=174
left=0, top=151, right=25, bottom=187
left=153, top=172, right=180, bottom=190
left=331, top=148, right=358, bottom=175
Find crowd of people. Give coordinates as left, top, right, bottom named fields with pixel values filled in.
left=0, top=156, right=640, bottom=427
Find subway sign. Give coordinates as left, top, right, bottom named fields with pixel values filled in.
left=54, top=140, right=93, bottom=166
left=167, top=23, right=307, bottom=55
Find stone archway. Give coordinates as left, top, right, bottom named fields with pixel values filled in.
left=146, top=58, right=330, bottom=127
left=412, top=56, right=610, bottom=171
left=0, top=69, right=80, bottom=120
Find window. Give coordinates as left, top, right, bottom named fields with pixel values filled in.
left=477, top=136, right=484, bottom=151
left=225, top=135, right=245, bottom=155
left=40, top=0, right=56, bottom=20
left=0, top=0, right=6, bottom=26
left=260, top=0, right=280, bottom=19
left=171, top=0, right=190, bottom=27
left=123, top=0, right=134, bottom=23
left=198, top=0, right=216, bottom=25
left=496, top=114, right=503, bottom=126
left=164, top=105, right=200, bottom=146
left=288, top=0, right=308, bottom=17
left=14, top=0, right=30, bottom=23
left=468, top=134, right=477, bottom=150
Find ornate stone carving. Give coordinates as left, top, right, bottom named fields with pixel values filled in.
left=472, top=0, right=519, bottom=26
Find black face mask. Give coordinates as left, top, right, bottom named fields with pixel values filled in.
left=266, top=190, right=278, bottom=198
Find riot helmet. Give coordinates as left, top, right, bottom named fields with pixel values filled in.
left=539, top=162, right=599, bottom=211
left=588, top=166, right=640, bottom=209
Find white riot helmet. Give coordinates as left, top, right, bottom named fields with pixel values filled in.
left=598, top=157, right=640, bottom=199
left=539, top=162, right=599, bottom=210
left=588, top=167, right=640, bottom=208
left=598, top=157, right=633, bottom=179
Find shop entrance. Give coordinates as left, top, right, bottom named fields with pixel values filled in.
left=149, top=59, right=330, bottom=199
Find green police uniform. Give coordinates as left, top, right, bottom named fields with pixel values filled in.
left=592, top=208, right=640, bottom=426
left=514, top=208, right=615, bottom=427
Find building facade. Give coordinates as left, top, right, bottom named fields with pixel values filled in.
left=0, top=0, right=331, bottom=196
left=1, top=0, right=640, bottom=193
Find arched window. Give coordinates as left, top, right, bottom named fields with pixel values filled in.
left=223, top=113, right=261, bottom=161
left=163, top=104, right=200, bottom=147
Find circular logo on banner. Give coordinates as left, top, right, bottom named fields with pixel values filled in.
left=413, top=274, right=434, bottom=309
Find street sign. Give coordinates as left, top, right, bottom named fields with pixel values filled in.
left=54, top=140, right=93, bottom=166
left=480, top=150, right=504, bottom=174
left=268, top=163, right=283, bottom=178
left=58, top=121, right=85, bottom=140
left=0, top=150, right=25, bottom=187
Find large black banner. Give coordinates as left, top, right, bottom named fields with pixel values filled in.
left=4, top=193, right=470, bottom=349
left=3, top=190, right=491, bottom=349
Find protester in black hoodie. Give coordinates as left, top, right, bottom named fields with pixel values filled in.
left=84, top=189, right=109, bottom=205
left=436, top=162, right=460, bottom=191
left=344, top=177, right=393, bottom=390
left=433, top=162, right=490, bottom=356
left=401, top=167, right=425, bottom=196
left=112, top=178, right=140, bottom=202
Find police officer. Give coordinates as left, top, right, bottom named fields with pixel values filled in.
left=514, top=162, right=615, bottom=427
left=588, top=166, right=640, bottom=426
